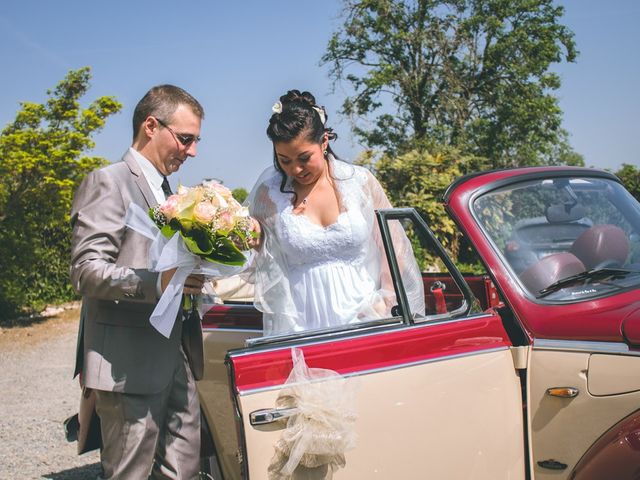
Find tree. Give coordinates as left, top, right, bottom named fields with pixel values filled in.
left=323, top=0, right=580, bottom=167
left=0, top=67, right=121, bottom=321
left=232, top=187, right=249, bottom=204
left=615, top=164, right=640, bottom=202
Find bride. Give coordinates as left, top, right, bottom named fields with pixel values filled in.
left=247, top=89, right=424, bottom=336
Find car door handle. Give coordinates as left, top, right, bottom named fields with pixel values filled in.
left=250, top=407, right=298, bottom=426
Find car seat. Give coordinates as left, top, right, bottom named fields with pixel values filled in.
left=519, top=252, right=586, bottom=294
left=570, top=224, right=629, bottom=270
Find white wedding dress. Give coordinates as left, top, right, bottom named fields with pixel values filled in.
left=247, top=158, right=424, bottom=336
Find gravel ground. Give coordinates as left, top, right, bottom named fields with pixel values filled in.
left=0, top=303, right=101, bottom=480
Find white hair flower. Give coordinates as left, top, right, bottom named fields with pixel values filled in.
left=272, top=101, right=283, bottom=114
left=312, top=105, right=326, bottom=125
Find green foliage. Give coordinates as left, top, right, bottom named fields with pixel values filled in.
left=363, top=145, right=486, bottom=271
left=232, top=187, right=249, bottom=204
left=323, top=0, right=582, bottom=167
left=0, top=67, right=121, bottom=321
left=615, top=164, right=640, bottom=202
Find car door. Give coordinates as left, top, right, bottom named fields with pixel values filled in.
left=223, top=209, right=526, bottom=479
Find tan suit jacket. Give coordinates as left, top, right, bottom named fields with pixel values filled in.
left=70, top=150, right=203, bottom=394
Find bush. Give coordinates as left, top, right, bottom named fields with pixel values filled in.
left=0, top=68, right=121, bottom=322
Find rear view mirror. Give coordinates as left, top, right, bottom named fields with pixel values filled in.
left=546, top=203, right=586, bottom=223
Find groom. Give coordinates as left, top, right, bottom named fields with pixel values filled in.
left=70, top=85, right=206, bottom=479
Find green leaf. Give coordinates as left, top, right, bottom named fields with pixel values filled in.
left=160, top=224, right=177, bottom=239
left=181, top=228, right=214, bottom=255
left=205, top=236, right=247, bottom=266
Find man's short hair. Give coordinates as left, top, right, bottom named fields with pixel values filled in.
left=132, top=85, right=205, bottom=140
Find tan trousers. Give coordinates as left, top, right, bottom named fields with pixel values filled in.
left=95, top=350, right=200, bottom=479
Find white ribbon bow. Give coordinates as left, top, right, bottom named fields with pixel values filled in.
left=125, top=202, right=251, bottom=338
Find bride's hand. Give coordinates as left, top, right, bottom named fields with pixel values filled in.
left=246, top=218, right=262, bottom=250
left=231, top=217, right=261, bottom=250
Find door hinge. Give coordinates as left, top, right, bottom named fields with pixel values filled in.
left=510, top=346, right=529, bottom=370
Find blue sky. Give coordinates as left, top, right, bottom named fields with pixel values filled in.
left=0, top=1, right=638, bottom=191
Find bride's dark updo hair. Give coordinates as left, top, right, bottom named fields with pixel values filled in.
left=267, top=90, right=339, bottom=193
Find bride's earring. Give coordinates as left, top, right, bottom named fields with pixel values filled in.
left=323, top=150, right=328, bottom=158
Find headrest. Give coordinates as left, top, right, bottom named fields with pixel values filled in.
left=570, top=224, right=629, bottom=269
left=519, top=252, right=585, bottom=294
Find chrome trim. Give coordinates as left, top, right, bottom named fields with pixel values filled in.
left=202, top=327, right=262, bottom=334
left=231, top=312, right=499, bottom=358
left=533, top=338, right=639, bottom=355
left=237, top=345, right=509, bottom=396
left=244, top=316, right=404, bottom=347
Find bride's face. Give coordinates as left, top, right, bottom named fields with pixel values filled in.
left=274, top=134, right=329, bottom=186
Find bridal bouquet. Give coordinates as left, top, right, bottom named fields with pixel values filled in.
left=149, top=180, right=256, bottom=266
left=125, top=180, right=257, bottom=338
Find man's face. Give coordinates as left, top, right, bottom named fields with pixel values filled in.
left=147, top=104, right=201, bottom=176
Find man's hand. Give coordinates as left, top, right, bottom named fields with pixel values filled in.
left=161, top=268, right=205, bottom=295
left=183, top=273, right=205, bottom=295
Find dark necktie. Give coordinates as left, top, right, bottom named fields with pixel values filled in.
left=161, top=176, right=172, bottom=198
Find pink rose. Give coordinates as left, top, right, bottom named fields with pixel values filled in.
left=160, top=195, right=180, bottom=220
left=210, top=182, right=233, bottom=205
left=218, top=210, right=235, bottom=231
left=210, top=181, right=230, bottom=196
left=193, top=201, right=217, bottom=224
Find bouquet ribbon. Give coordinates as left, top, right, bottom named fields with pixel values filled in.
left=125, top=202, right=251, bottom=338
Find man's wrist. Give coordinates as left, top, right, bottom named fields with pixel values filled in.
left=156, top=273, right=164, bottom=299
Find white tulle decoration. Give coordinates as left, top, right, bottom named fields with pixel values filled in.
left=268, top=348, right=358, bottom=479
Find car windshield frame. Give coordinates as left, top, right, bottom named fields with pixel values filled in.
left=468, top=171, right=640, bottom=304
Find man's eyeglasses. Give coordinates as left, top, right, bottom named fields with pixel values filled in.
left=154, top=117, right=201, bottom=146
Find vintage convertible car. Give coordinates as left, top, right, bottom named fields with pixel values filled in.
left=197, top=166, right=640, bottom=479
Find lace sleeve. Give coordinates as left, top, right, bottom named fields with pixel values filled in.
left=364, top=169, right=425, bottom=318
left=245, top=167, right=299, bottom=335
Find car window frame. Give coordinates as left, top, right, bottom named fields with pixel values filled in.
left=376, top=208, right=476, bottom=323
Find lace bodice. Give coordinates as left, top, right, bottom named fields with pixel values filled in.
left=274, top=176, right=370, bottom=269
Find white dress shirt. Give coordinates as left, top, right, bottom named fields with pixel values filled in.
left=129, top=147, right=167, bottom=204
left=128, top=147, right=167, bottom=297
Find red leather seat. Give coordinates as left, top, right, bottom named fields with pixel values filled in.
left=570, top=224, right=629, bottom=269
left=519, top=252, right=585, bottom=294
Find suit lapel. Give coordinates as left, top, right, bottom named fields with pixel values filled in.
left=123, top=150, right=157, bottom=208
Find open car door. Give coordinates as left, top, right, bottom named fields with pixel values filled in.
left=208, top=209, right=526, bottom=479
